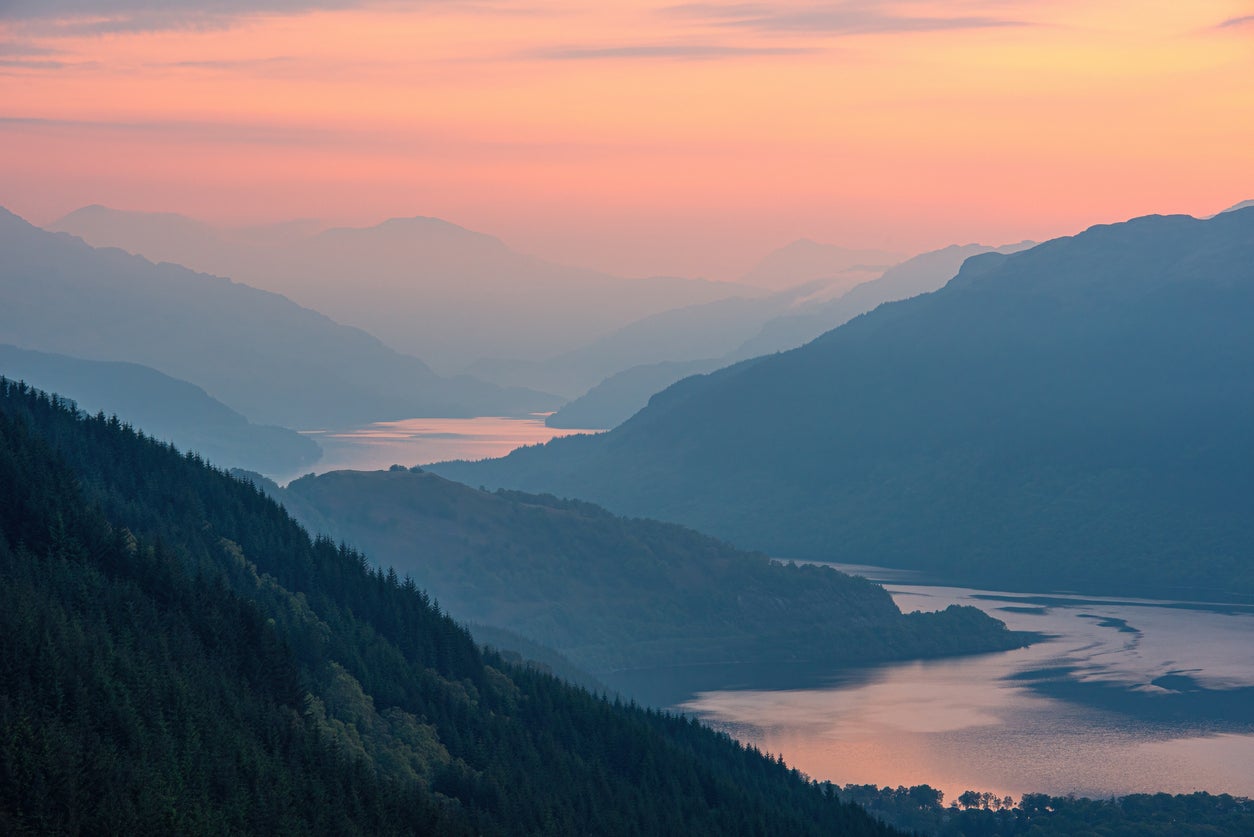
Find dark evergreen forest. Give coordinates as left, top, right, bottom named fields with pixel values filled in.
left=0, top=378, right=898, bottom=835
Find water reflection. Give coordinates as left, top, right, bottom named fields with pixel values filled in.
left=679, top=568, right=1254, bottom=800
left=265, top=415, right=602, bottom=483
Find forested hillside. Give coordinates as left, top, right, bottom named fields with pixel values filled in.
left=253, top=468, right=1031, bottom=685
left=0, top=378, right=899, bottom=835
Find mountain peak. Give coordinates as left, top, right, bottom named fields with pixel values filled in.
left=313, top=214, right=509, bottom=253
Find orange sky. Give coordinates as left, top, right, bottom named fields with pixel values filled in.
left=2, top=1, right=1252, bottom=279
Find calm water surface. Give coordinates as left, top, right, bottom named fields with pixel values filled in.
left=679, top=565, right=1254, bottom=801
left=266, top=415, right=602, bottom=483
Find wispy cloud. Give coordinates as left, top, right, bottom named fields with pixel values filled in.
left=662, top=1, right=1031, bottom=36
left=523, top=43, right=822, bottom=60
left=0, top=1, right=545, bottom=36
left=1216, top=14, right=1254, bottom=29
left=664, top=3, right=788, bottom=19
left=0, top=115, right=330, bottom=147
left=0, top=40, right=78, bottom=72
left=0, top=0, right=365, bottom=33
left=0, top=40, right=56, bottom=56
left=0, top=58, right=71, bottom=71
left=0, top=114, right=662, bottom=156
left=160, top=56, right=299, bottom=71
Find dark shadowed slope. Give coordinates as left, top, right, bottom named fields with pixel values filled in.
left=431, top=209, right=1254, bottom=598
left=245, top=467, right=1030, bottom=686
left=0, top=207, right=556, bottom=427
left=0, top=379, right=902, bottom=836
left=0, top=344, right=319, bottom=473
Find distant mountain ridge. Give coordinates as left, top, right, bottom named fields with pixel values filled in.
left=544, top=359, right=720, bottom=429
left=471, top=282, right=815, bottom=400
left=1, top=207, right=555, bottom=427
left=740, top=238, right=901, bottom=291
left=432, top=209, right=1254, bottom=598
left=51, top=205, right=751, bottom=373
left=731, top=240, right=1035, bottom=359
left=546, top=240, right=1033, bottom=429
left=0, top=344, right=319, bottom=473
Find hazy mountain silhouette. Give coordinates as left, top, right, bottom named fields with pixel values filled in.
left=52, top=205, right=750, bottom=373
left=545, top=359, right=720, bottom=429
left=1219, top=199, right=1254, bottom=214
left=0, top=344, right=320, bottom=473
left=732, top=241, right=1035, bottom=359
left=432, top=209, right=1254, bottom=597
left=1, top=207, right=556, bottom=427
left=546, top=242, right=1031, bottom=429
left=471, top=283, right=829, bottom=399
left=741, top=238, right=901, bottom=291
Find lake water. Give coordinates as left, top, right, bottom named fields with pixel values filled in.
left=265, top=416, right=602, bottom=484
left=677, top=565, right=1254, bottom=802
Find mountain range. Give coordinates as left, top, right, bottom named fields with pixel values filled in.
left=0, top=207, right=554, bottom=428
left=431, top=209, right=1254, bottom=598
left=50, top=205, right=752, bottom=374
left=545, top=241, right=1034, bottom=429
left=469, top=282, right=819, bottom=400
left=739, top=238, right=901, bottom=291
left=731, top=241, right=1036, bottom=360
left=0, top=344, right=319, bottom=473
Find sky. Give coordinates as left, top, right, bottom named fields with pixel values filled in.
left=1, top=1, right=1252, bottom=280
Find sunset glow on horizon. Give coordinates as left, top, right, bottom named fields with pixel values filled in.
left=2, top=1, right=1252, bottom=279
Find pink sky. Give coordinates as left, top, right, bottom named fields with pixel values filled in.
left=2, top=1, right=1252, bottom=279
